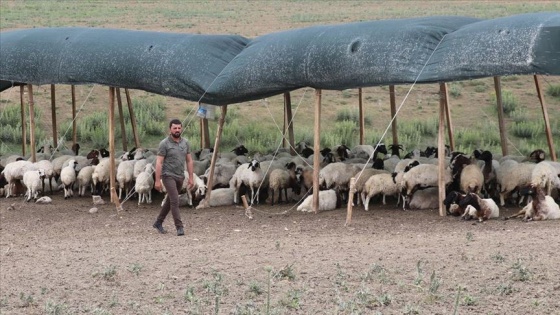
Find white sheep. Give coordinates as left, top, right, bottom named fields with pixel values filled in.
left=401, top=163, right=452, bottom=209
left=319, top=162, right=360, bottom=202
left=135, top=164, right=155, bottom=205
left=116, top=159, right=137, bottom=199
left=1, top=160, right=35, bottom=197
left=33, top=159, right=55, bottom=194
left=459, top=163, right=484, bottom=194
left=23, top=169, right=46, bottom=202
left=530, top=161, right=560, bottom=196
left=201, top=161, right=237, bottom=189
left=229, top=159, right=266, bottom=204
left=92, top=157, right=121, bottom=196
left=133, top=159, right=149, bottom=181
left=361, top=172, right=400, bottom=210
left=77, top=165, right=95, bottom=197
left=407, top=187, right=440, bottom=210
left=297, top=189, right=339, bottom=212
left=496, top=160, right=535, bottom=206
left=458, top=192, right=500, bottom=222
left=60, top=159, right=78, bottom=199
left=51, top=155, right=74, bottom=179
left=353, top=168, right=390, bottom=206
left=268, top=162, right=300, bottom=205
left=506, top=185, right=560, bottom=221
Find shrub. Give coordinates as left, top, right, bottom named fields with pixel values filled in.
left=546, top=84, right=560, bottom=98
left=491, top=90, right=518, bottom=116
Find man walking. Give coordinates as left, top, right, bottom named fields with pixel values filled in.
left=153, top=119, right=194, bottom=236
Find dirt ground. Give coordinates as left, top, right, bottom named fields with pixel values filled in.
left=1, top=192, right=559, bottom=315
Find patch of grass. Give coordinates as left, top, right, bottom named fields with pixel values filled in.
left=462, top=294, right=477, bottom=306
left=491, top=252, right=506, bottom=263
left=511, top=120, right=543, bottom=139
left=274, top=263, right=296, bottom=281
left=492, top=89, right=519, bottom=116
left=428, top=270, right=442, bottom=296
left=511, top=259, right=532, bottom=282
left=414, top=260, right=424, bottom=286
left=45, top=299, right=69, bottom=315
left=279, top=289, right=302, bottom=310
left=546, top=84, right=560, bottom=98
left=497, top=282, right=514, bottom=296
left=449, top=83, right=462, bottom=98
left=248, top=281, right=264, bottom=296
left=19, top=292, right=35, bottom=308
left=93, top=265, right=117, bottom=281
left=127, top=263, right=143, bottom=276
left=466, top=231, right=474, bottom=242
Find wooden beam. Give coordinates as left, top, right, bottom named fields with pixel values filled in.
left=438, top=83, right=447, bottom=217
left=108, top=87, right=121, bottom=211
left=71, top=85, right=77, bottom=145
left=345, top=177, right=356, bottom=226
left=124, top=88, right=140, bottom=148
left=27, top=84, right=36, bottom=163
left=201, top=115, right=211, bottom=149
left=534, top=75, right=557, bottom=161
left=493, top=76, right=508, bottom=156
left=389, top=85, right=398, bottom=146
left=313, top=89, right=322, bottom=213
left=284, top=92, right=295, bottom=155
left=358, top=88, right=365, bottom=145
left=50, top=84, right=58, bottom=148
left=20, top=85, right=26, bottom=156
left=443, top=90, right=455, bottom=152
left=116, top=88, right=127, bottom=152
left=197, top=105, right=228, bottom=209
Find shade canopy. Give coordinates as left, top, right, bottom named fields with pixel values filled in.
left=1, top=12, right=559, bottom=105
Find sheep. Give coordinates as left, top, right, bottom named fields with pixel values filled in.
left=319, top=162, right=360, bottom=202
left=51, top=155, right=74, bottom=179
left=1, top=160, right=35, bottom=197
left=92, top=157, right=121, bottom=195
left=23, top=169, right=46, bottom=202
left=268, top=162, right=301, bottom=205
left=401, top=163, right=452, bottom=210
left=443, top=191, right=467, bottom=216
left=530, top=161, right=560, bottom=196
left=195, top=188, right=236, bottom=209
left=116, top=159, right=137, bottom=199
left=459, top=163, right=484, bottom=194
left=161, top=171, right=206, bottom=207
left=496, top=160, right=535, bottom=206
left=458, top=192, right=500, bottom=221
left=351, top=144, right=387, bottom=161
left=296, top=189, right=340, bottom=212
left=499, top=149, right=546, bottom=164
left=60, top=159, right=78, bottom=199
left=388, top=144, right=404, bottom=158
left=352, top=168, right=390, bottom=206
left=34, top=159, right=55, bottom=195
left=407, top=187, right=439, bottom=210
left=135, top=164, right=155, bottom=205
left=201, top=161, right=237, bottom=189
left=35, top=196, right=53, bottom=204
left=361, top=172, right=401, bottom=210
left=133, top=159, right=150, bottom=181
left=229, top=159, right=265, bottom=204
left=475, top=150, right=500, bottom=198
left=506, top=185, right=560, bottom=221
left=77, top=165, right=95, bottom=197
left=193, top=158, right=210, bottom=176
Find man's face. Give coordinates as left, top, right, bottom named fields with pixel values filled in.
left=170, top=123, right=182, bottom=138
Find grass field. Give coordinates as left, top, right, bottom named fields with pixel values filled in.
left=1, top=0, right=559, bottom=157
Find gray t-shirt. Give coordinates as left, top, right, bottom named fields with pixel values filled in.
left=157, top=136, right=190, bottom=179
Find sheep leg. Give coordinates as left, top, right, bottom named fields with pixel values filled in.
left=505, top=209, right=526, bottom=220
left=382, top=194, right=386, bottom=205
left=364, top=195, right=371, bottom=211
left=282, top=188, right=288, bottom=204
left=270, top=188, right=275, bottom=206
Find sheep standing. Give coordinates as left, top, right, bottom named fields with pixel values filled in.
left=319, top=162, right=360, bottom=202
left=496, top=160, right=535, bottom=206
left=77, top=166, right=95, bottom=197
left=458, top=192, right=500, bottom=222
left=531, top=161, right=560, bottom=196
left=116, top=159, right=137, bottom=199
left=2, top=160, right=34, bottom=198
left=268, top=162, right=301, bottom=205
left=361, top=172, right=400, bottom=210
left=60, top=159, right=78, bottom=199
left=297, top=189, right=340, bottom=212
left=229, top=159, right=265, bottom=204
left=23, top=169, right=46, bottom=202
left=352, top=168, right=389, bottom=206
left=459, top=163, right=484, bottom=194
left=135, top=164, right=155, bottom=205
left=401, top=164, right=452, bottom=209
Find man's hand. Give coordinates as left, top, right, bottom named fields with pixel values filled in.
left=154, top=180, right=162, bottom=192
left=187, top=177, right=194, bottom=189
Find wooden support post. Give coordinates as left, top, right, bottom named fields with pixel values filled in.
left=438, top=83, right=447, bottom=217
left=284, top=92, right=295, bottom=155
left=345, top=177, right=356, bottom=226
left=196, top=105, right=227, bottom=209
left=443, top=92, right=455, bottom=152
left=50, top=84, right=58, bottom=148
left=27, top=84, right=36, bottom=163
left=20, top=85, right=26, bottom=156
left=124, top=88, right=140, bottom=148
left=116, top=88, right=127, bottom=152
left=389, top=85, right=399, bottom=146
left=534, top=75, right=557, bottom=161
left=202, top=117, right=211, bottom=149
left=313, top=89, right=322, bottom=213
left=108, top=87, right=122, bottom=211
left=494, top=76, right=508, bottom=157
left=358, top=88, right=365, bottom=145
left=71, top=85, right=77, bottom=145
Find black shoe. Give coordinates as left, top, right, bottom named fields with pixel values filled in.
left=177, top=227, right=185, bottom=236
left=153, top=222, right=167, bottom=234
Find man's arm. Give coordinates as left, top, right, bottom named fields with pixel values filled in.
left=154, top=155, right=164, bottom=192
left=186, top=153, right=194, bottom=187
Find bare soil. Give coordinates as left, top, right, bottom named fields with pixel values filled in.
left=1, top=194, right=559, bottom=314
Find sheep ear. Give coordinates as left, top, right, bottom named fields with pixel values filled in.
left=539, top=152, right=545, bottom=160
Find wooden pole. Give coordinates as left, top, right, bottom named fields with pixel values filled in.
left=116, top=88, right=127, bottom=151
left=50, top=84, right=58, bottom=148
left=443, top=91, right=455, bottom=152
left=71, top=85, right=77, bottom=145
left=27, top=84, right=36, bottom=163
left=313, top=89, right=322, bottom=213
left=389, top=85, right=399, bottom=146
left=358, top=88, right=365, bottom=145
left=108, top=87, right=122, bottom=211
left=284, top=92, right=295, bottom=155
left=534, top=75, right=557, bottom=161
left=202, top=117, right=211, bottom=149
left=345, top=177, right=356, bottom=226
left=197, top=105, right=228, bottom=209
left=124, top=88, right=140, bottom=148
left=438, top=83, right=447, bottom=217
left=20, top=85, right=26, bottom=156
left=493, top=76, right=508, bottom=157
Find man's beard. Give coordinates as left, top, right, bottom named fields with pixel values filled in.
left=171, top=132, right=181, bottom=139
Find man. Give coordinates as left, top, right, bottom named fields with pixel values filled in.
left=153, top=119, right=194, bottom=236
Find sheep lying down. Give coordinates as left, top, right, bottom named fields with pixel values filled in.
left=297, top=189, right=340, bottom=212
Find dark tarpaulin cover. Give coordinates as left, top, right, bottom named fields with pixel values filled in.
left=1, top=12, right=559, bottom=105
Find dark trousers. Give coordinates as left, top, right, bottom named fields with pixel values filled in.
left=156, top=176, right=184, bottom=228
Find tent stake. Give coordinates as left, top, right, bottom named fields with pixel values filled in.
left=438, top=82, right=447, bottom=217
left=108, top=87, right=122, bottom=212
left=345, top=177, right=356, bottom=226
left=27, top=84, right=36, bottom=163
left=197, top=105, right=228, bottom=209
left=20, top=85, right=26, bottom=156
left=313, top=89, right=322, bottom=213
left=533, top=75, right=557, bottom=161
left=50, top=84, right=58, bottom=148
left=71, top=85, right=77, bottom=146
left=389, top=85, right=399, bottom=148
left=124, top=88, right=140, bottom=148
left=358, top=88, right=364, bottom=145
left=493, top=76, right=508, bottom=157
left=116, top=88, right=127, bottom=152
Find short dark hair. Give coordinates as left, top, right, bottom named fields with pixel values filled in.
left=169, top=119, right=182, bottom=128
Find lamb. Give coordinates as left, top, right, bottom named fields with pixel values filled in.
left=77, top=165, right=95, bottom=197
left=229, top=159, right=265, bottom=204
left=296, top=189, right=340, bottom=212
left=60, top=159, right=78, bottom=199
left=135, top=164, right=155, bottom=205
left=530, top=161, right=560, bottom=196
left=401, top=163, right=452, bottom=209
left=458, top=192, right=500, bottom=222
left=496, top=160, right=535, bottom=206
left=23, top=169, right=46, bottom=202
left=506, top=185, right=560, bottom=221
left=352, top=168, right=390, bottom=206
left=268, top=162, right=301, bottom=205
